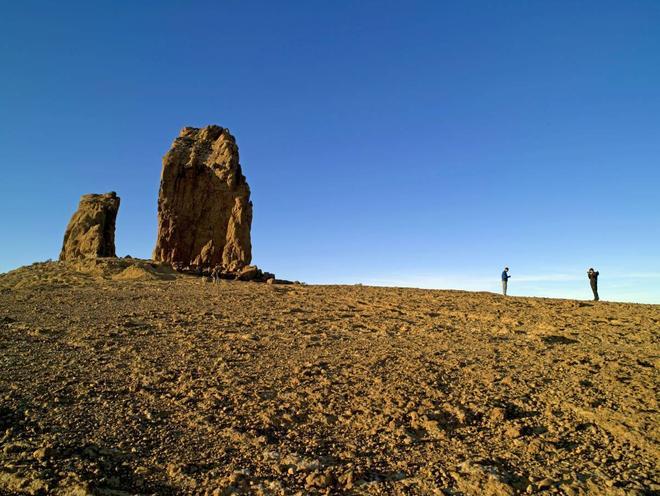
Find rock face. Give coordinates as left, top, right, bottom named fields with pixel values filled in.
left=60, top=192, right=120, bottom=261
left=153, top=126, right=252, bottom=270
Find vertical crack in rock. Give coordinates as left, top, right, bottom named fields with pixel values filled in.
left=60, top=192, right=120, bottom=260
left=153, top=126, right=253, bottom=270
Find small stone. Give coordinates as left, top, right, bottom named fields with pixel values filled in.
left=166, top=463, right=181, bottom=477
left=505, top=424, right=523, bottom=438
left=538, top=478, right=554, bottom=489
left=490, top=407, right=507, bottom=423
left=33, top=446, right=55, bottom=460
left=305, top=471, right=330, bottom=488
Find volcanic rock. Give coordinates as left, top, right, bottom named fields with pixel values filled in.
left=153, top=125, right=252, bottom=271
left=237, top=265, right=261, bottom=281
left=59, top=192, right=120, bottom=261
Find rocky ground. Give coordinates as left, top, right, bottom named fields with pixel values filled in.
left=0, top=261, right=658, bottom=495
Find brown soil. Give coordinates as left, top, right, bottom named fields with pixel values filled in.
left=0, top=261, right=658, bottom=495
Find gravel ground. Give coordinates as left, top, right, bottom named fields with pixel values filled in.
left=0, top=261, right=658, bottom=495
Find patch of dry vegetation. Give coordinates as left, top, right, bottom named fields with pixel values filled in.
left=0, top=262, right=658, bottom=495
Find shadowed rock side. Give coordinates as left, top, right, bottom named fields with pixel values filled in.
left=153, top=126, right=252, bottom=271
left=59, top=192, right=120, bottom=261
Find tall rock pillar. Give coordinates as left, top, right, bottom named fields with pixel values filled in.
left=60, top=192, right=120, bottom=260
left=153, top=126, right=253, bottom=271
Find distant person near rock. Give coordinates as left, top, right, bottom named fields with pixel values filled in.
left=211, top=265, right=222, bottom=283
left=501, top=267, right=511, bottom=296
left=588, top=268, right=600, bottom=301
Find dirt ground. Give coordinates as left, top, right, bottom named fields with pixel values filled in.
left=0, top=261, right=658, bottom=495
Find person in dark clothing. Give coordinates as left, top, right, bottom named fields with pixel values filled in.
left=588, top=268, right=599, bottom=301
left=501, top=267, right=511, bottom=296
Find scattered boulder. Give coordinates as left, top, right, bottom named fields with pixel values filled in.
left=234, top=266, right=281, bottom=283
left=153, top=125, right=252, bottom=271
left=237, top=265, right=261, bottom=281
left=60, top=192, right=120, bottom=261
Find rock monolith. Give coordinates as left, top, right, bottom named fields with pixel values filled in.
left=60, top=192, right=120, bottom=261
left=153, top=126, right=253, bottom=270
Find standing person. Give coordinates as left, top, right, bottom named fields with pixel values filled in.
left=212, top=265, right=222, bottom=283
left=587, top=268, right=600, bottom=301
left=501, top=267, right=511, bottom=296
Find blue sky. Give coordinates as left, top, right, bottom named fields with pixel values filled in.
left=1, top=1, right=659, bottom=303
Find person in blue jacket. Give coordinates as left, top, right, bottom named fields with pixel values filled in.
left=501, top=267, right=511, bottom=295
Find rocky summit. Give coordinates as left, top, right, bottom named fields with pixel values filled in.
left=153, top=126, right=253, bottom=271
left=59, top=192, right=120, bottom=261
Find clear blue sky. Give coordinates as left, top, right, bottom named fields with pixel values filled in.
left=1, top=1, right=659, bottom=303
